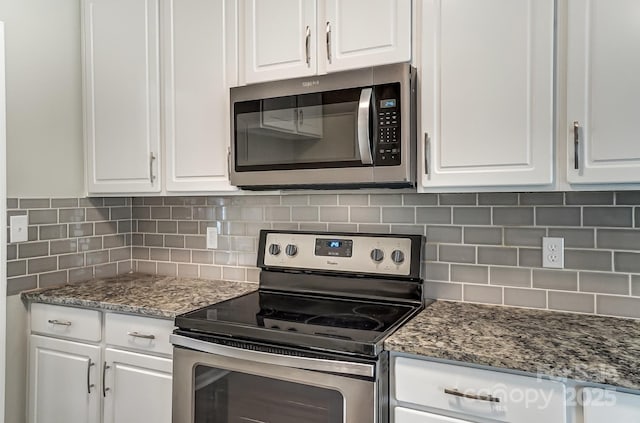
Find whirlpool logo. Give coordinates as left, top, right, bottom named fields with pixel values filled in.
left=302, top=80, right=320, bottom=88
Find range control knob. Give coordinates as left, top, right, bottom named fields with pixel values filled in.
left=285, top=244, right=298, bottom=257
left=391, top=250, right=405, bottom=264
left=370, top=248, right=384, bottom=263
left=268, top=243, right=281, bottom=256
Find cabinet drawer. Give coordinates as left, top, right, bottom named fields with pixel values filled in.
left=395, top=407, right=474, bottom=423
left=31, top=303, right=101, bottom=342
left=105, top=313, right=174, bottom=356
left=394, top=357, right=567, bottom=422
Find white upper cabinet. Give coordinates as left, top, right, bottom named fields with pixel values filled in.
left=420, top=0, right=554, bottom=189
left=240, top=0, right=411, bottom=85
left=83, top=0, right=237, bottom=194
left=566, top=0, right=640, bottom=184
left=83, top=0, right=162, bottom=194
left=323, top=0, right=411, bottom=73
left=242, top=0, right=317, bottom=84
left=163, top=0, right=237, bottom=192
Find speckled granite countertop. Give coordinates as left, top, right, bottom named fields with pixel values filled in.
left=21, top=273, right=257, bottom=319
left=385, top=301, right=640, bottom=391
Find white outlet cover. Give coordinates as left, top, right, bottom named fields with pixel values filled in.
left=206, top=227, right=218, bottom=249
left=10, top=215, right=29, bottom=243
left=542, top=237, right=564, bottom=269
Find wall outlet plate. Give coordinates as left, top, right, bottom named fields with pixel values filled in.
left=542, top=237, right=564, bottom=269
left=206, top=227, right=218, bottom=249
left=10, top=215, right=29, bottom=243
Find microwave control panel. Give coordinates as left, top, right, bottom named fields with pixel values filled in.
left=373, top=83, right=401, bottom=166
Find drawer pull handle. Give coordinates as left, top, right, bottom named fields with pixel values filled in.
left=48, top=319, right=72, bottom=326
left=127, top=331, right=156, bottom=340
left=444, top=388, right=500, bottom=403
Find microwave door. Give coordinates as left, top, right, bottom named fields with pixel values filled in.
left=357, top=88, right=374, bottom=165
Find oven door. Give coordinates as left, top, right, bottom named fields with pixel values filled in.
left=171, top=335, right=380, bottom=423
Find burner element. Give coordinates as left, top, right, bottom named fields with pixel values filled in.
left=305, top=313, right=383, bottom=331
left=353, top=304, right=400, bottom=318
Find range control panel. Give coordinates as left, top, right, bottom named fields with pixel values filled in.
left=260, top=230, right=417, bottom=277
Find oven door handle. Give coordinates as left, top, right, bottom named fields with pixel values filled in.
left=357, top=87, right=374, bottom=165
left=170, top=334, right=374, bottom=378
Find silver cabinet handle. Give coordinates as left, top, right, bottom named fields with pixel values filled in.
left=326, top=21, right=332, bottom=63
left=424, top=132, right=430, bottom=175
left=102, top=362, right=110, bottom=397
left=444, top=388, right=500, bottom=403
left=149, top=152, right=156, bottom=183
left=298, top=109, right=304, bottom=126
left=357, top=88, right=373, bottom=165
left=305, top=25, right=311, bottom=66
left=573, top=121, right=580, bottom=170
left=127, top=331, right=156, bottom=340
left=87, top=360, right=95, bottom=394
left=48, top=319, right=72, bottom=326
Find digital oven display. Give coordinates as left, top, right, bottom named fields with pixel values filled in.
left=315, top=238, right=353, bottom=257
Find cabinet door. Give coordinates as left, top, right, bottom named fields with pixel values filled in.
left=242, top=0, right=316, bottom=84
left=83, top=0, right=161, bottom=193
left=324, top=0, right=411, bottom=73
left=566, top=0, right=640, bottom=184
left=163, top=0, right=238, bottom=192
left=582, top=388, right=640, bottom=422
left=420, top=0, right=554, bottom=188
left=395, top=407, right=473, bottom=423
left=28, top=335, right=101, bottom=423
left=103, top=348, right=172, bottom=423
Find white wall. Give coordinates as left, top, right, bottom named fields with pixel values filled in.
left=0, top=2, right=85, bottom=421
left=0, top=0, right=84, bottom=198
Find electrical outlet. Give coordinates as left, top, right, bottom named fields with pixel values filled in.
left=10, top=215, right=28, bottom=243
left=542, top=237, right=564, bottom=268
left=206, top=227, right=218, bottom=249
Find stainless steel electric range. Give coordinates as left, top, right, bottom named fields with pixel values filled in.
left=171, top=230, right=425, bottom=423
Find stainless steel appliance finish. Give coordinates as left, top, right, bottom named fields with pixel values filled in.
left=230, top=64, right=417, bottom=189
left=172, top=230, right=424, bottom=423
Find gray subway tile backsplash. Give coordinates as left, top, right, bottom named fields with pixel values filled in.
left=464, top=227, right=502, bottom=245
left=597, top=228, right=640, bottom=251
left=565, top=192, right=614, bottom=205
left=6, top=193, right=640, bottom=319
left=548, top=291, right=595, bottom=313
left=493, top=207, right=534, bottom=226
left=536, top=207, right=581, bottom=226
left=453, top=207, right=491, bottom=225
left=584, top=207, right=633, bottom=227
left=532, top=269, right=578, bottom=291
left=579, top=272, right=629, bottom=295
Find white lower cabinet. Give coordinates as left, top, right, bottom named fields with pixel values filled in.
left=392, top=356, right=567, bottom=423
left=103, top=348, right=172, bottom=423
left=28, top=304, right=173, bottom=423
left=396, top=407, right=474, bottom=423
left=582, top=388, right=640, bottom=423
left=28, top=335, right=101, bottom=423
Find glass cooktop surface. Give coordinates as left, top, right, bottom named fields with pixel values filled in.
left=176, top=290, right=419, bottom=349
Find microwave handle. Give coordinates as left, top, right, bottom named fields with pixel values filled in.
left=357, top=88, right=374, bottom=165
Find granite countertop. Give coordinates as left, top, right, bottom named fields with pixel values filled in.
left=385, top=301, right=640, bottom=391
left=21, top=273, right=257, bottom=319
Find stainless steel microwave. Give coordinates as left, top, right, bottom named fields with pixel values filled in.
left=230, top=63, right=417, bottom=190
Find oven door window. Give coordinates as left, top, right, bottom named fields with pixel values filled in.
left=234, top=88, right=371, bottom=172
left=194, top=365, right=344, bottom=422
